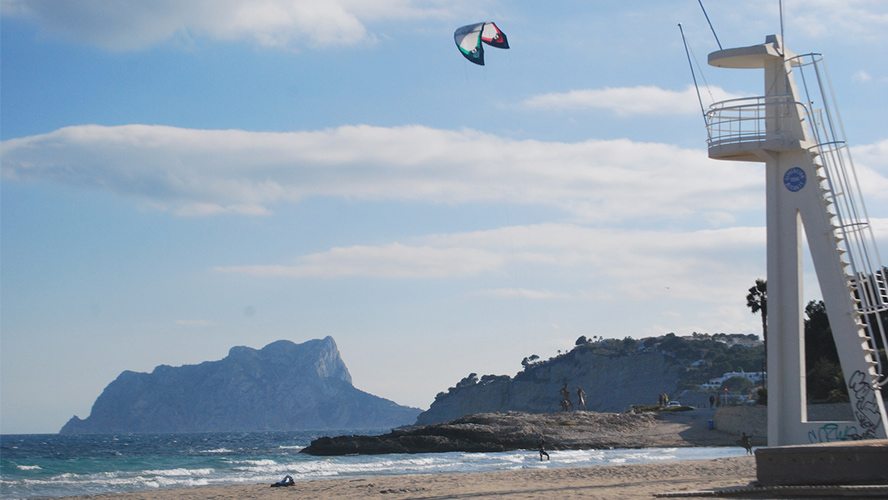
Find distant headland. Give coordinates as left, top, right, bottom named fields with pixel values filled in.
left=60, top=337, right=421, bottom=434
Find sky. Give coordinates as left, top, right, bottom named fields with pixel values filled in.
left=2, top=0, right=888, bottom=434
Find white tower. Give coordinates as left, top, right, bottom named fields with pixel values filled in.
left=706, top=35, right=888, bottom=446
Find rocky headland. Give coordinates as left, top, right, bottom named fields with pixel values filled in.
left=414, top=334, right=764, bottom=426
left=416, top=352, right=680, bottom=426
left=302, top=408, right=741, bottom=455
left=61, top=337, right=421, bottom=434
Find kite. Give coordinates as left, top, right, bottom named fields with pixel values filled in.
left=453, top=22, right=509, bottom=66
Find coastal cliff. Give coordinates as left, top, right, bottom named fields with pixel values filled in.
left=60, top=337, right=421, bottom=434
left=415, top=349, right=681, bottom=426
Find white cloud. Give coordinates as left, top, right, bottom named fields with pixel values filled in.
left=0, top=0, right=457, bottom=51
left=0, top=123, right=763, bottom=224
left=871, top=218, right=888, bottom=241
left=852, top=70, right=873, bottom=83
left=214, top=223, right=766, bottom=306
left=473, top=288, right=575, bottom=300
left=521, top=85, right=745, bottom=116
left=850, top=71, right=888, bottom=84
left=175, top=319, right=214, bottom=327
left=852, top=140, right=888, bottom=201
left=854, top=139, right=888, bottom=171
left=215, top=243, right=503, bottom=278
left=171, top=203, right=273, bottom=217
left=784, top=0, right=888, bottom=42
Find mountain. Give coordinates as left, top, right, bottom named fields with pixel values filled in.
left=60, top=337, right=421, bottom=434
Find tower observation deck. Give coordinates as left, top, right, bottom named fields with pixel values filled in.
left=704, top=35, right=888, bottom=446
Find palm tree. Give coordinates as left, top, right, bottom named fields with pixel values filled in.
left=746, top=278, right=767, bottom=387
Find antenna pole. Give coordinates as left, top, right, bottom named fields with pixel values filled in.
left=678, top=24, right=707, bottom=126
left=779, top=0, right=785, bottom=43
left=697, top=0, right=722, bottom=50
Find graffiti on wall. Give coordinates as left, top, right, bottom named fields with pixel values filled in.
left=848, top=370, right=881, bottom=439
left=806, top=371, right=883, bottom=443
left=807, top=423, right=859, bottom=443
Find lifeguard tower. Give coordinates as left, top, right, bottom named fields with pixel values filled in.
left=704, top=35, right=888, bottom=447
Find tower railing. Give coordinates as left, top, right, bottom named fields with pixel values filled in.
left=705, top=95, right=774, bottom=149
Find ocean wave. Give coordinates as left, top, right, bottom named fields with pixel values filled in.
left=231, top=460, right=292, bottom=475
left=549, top=450, right=605, bottom=464
left=142, top=468, right=214, bottom=477
left=153, top=476, right=211, bottom=488
left=230, top=458, right=277, bottom=466
left=53, top=472, right=87, bottom=481
left=16, top=464, right=42, bottom=470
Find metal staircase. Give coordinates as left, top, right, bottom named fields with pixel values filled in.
left=790, top=53, right=888, bottom=386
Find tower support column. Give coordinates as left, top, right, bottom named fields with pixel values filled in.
left=706, top=35, right=887, bottom=446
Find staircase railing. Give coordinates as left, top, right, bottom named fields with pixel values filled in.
left=791, top=53, right=888, bottom=385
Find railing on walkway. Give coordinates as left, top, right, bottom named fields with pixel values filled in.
left=705, top=94, right=798, bottom=150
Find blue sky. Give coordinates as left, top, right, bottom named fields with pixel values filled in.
left=2, top=0, right=887, bottom=434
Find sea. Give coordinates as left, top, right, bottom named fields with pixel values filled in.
left=0, top=430, right=748, bottom=499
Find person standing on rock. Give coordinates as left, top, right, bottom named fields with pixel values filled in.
left=575, top=386, right=586, bottom=411
left=559, top=383, right=574, bottom=411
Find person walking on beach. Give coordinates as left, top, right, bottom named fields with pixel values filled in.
left=710, top=394, right=715, bottom=409
left=738, top=433, right=753, bottom=455
left=575, top=386, right=586, bottom=411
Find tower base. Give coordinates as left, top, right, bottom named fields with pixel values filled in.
left=755, top=439, right=888, bottom=486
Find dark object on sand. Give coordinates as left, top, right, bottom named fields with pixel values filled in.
left=271, top=475, right=294, bottom=487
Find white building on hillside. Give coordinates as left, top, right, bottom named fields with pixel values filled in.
left=699, top=371, right=766, bottom=390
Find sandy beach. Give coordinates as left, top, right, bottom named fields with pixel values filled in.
left=60, top=409, right=769, bottom=500
left=65, top=456, right=757, bottom=500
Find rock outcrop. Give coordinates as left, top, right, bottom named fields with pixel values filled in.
left=303, top=408, right=752, bottom=456
left=60, top=337, right=421, bottom=434
left=302, top=411, right=660, bottom=455
left=415, top=350, right=681, bottom=426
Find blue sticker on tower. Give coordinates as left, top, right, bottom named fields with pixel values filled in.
left=783, top=167, right=806, bottom=192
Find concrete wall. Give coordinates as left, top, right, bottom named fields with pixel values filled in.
left=714, top=406, right=767, bottom=437
left=714, top=403, right=855, bottom=439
